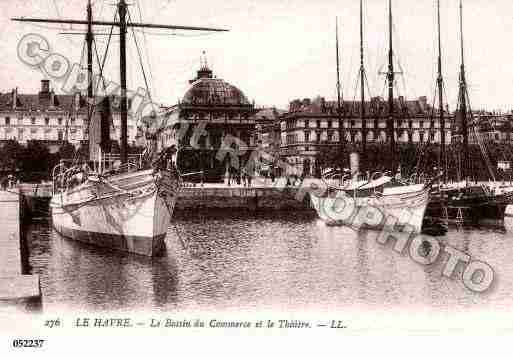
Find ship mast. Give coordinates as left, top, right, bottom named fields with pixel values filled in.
left=335, top=17, right=343, bottom=142
left=386, top=0, right=396, bottom=168
left=359, top=0, right=367, bottom=162
left=457, top=0, right=469, bottom=181
left=436, top=0, right=446, bottom=180
left=118, top=0, right=128, bottom=165
left=13, top=1, right=228, bottom=166
left=86, top=0, right=93, bottom=137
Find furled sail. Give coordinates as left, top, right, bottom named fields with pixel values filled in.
left=89, top=96, right=112, bottom=161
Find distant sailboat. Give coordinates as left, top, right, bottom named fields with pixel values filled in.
left=311, top=0, right=433, bottom=233
left=424, top=0, right=513, bottom=227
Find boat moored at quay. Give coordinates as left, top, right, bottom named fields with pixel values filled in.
left=423, top=0, right=513, bottom=228
left=311, top=0, right=433, bottom=234
left=311, top=172, right=431, bottom=233
left=13, top=0, right=227, bottom=256
left=50, top=161, right=180, bottom=256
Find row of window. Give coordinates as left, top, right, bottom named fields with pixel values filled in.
left=286, top=131, right=338, bottom=145
left=3, top=116, right=79, bottom=126
left=5, top=131, right=66, bottom=141
left=3, top=127, right=78, bottom=134
left=284, top=130, right=453, bottom=145
left=284, top=119, right=452, bottom=130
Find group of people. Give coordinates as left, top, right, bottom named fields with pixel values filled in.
left=225, top=167, right=283, bottom=187
left=0, top=174, right=18, bottom=190
left=226, top=168, right=253, bottom=187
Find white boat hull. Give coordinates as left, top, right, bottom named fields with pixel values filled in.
left=310, top=184, right=429, bottom=233
left=50, top=169, right=180, bottom=256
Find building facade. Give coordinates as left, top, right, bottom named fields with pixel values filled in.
left=254, top=107, right=284, bottom=154
left=156, top=61, right=257, bottom=182
left=279, top=96, right=454, bottom=175
left=0, top=80, right=138, bottom=153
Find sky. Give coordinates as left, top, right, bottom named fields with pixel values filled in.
left=0, top=0, right=512, bottom=112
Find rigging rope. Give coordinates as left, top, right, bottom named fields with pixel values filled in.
left=95, top=11, right=116, bottom=97
left=136, top=0, right=157, bottom=101
left=128, top=10, right=156, bottom=112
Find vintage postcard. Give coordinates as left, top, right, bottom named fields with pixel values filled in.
left=1, top=0, right=512, bottom=356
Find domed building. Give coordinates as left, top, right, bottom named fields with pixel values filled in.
left=157, top=55, right=257, bottom=182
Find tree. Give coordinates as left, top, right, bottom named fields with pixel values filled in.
left=19, top=140, right=52, bottom=182
left=0, top=139, right=24, bottom=175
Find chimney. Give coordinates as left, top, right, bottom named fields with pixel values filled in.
left=289, top=99, right=301, bottom=112
left=12, top=87, right=17, bottom=110
left=41, top=79, right=50, bottom=93
left=39, top=79, right=51, bottom=104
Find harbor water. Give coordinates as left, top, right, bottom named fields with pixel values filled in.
left=18, top=212, right=513, bottom=313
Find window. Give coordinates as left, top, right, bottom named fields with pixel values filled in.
left=419, top=121, right=424, bottom=128
left=45, top=118, right=50, bottom=126
left=31, top=117, right=36, bottom=125
left=328, top=121, right=332, bottom=128
left=58, top=118, right=63, bottom=126
left=316, top=120, right=321, bottom=128
left=408, top=120, right=413, bottom=128
left=374, top=120, right=379, bottom=129
left=305, top=120, right=309, bottom=128
left=327, top=131, right=333, bottom=142
left=5, top=117, right=10, bottom=126
left=430, top=132, right=435, bottom=141
left=351, top=120, right=355, bottom=128
left=57, top=131, right=63, bottom=141
left=419, top=132, right=425, bottom=143
left=70, top=118, right=75, bottom=125
left=305, top=131, right=310, bottom=143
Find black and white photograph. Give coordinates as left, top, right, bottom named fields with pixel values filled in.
left=0, top=0, right=512, bottom=356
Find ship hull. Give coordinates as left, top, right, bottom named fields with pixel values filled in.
left=310, top=184, right=429, bottom=233
left=425, top=188, right=513, bottom=227
left=50, top=169, right=179, bottom=256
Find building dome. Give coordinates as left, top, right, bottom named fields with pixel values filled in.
left=182, top=77, right=250, bottom=106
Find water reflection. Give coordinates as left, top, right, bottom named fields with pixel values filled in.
left=21, top=213, right=513, bottom=313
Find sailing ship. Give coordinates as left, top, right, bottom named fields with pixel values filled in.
left=311, top=0, right=433, bottom=234
left=423, top=0, right=513, bottom=227
left=13, top=0, right=227, bottom=256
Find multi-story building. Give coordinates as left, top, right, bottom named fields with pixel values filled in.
left=456, top=111, right=513, bottom=144
left=156, top=60, right=257, bottom=182
left=254, top=107, right=285, bottom=154
left=0, top=79, right=138, bottom=153
left=279, top=95, right=454, bottom=175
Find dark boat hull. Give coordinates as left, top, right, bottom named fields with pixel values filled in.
left=425, top=187, right=513, bottom=227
